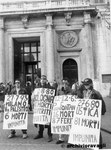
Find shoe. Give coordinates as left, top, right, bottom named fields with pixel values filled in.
left=34, top=134, right=43, bottom=139
left=56, top=140, right=64, bottom=144
left=67, top=144, right=74, bottom=148
left=8, top=134, right=16, bottom=138
left=23, top=134, right=28, bottom=139
left=48, top=136, right=53, bottom=142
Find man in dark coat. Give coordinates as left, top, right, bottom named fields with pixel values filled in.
left=80, top=78, right=106, bottom=149
left=8, top=80, right=28, bottom=139
left=33, top=75, right=53, bottom=142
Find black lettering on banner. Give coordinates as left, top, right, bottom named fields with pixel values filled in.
left=74, top=117, right=80, bottom=125
left=81, top=118, right=99, bottom=129
left=34, top=115, right=48, bottom=122
left=71, top=95, right=77, bottom=102
left=11, top=112, right=27, bottom=120
left=6, top=95, right=12, bottom=101
left=73, top=134, right=97, bottom=143
left=52, top=125, right=71, bottom=133
left=64, top=95, right=68, bottom=101
left=8, top=120, right=25, bottom=128
left=78, top=99, right=85, bottom=107
left=5, top=113, right=9, bottom=119
left=46, top=89, right=49, bottom=95
left=76, top=106, right=99, bottom=118
left=50, top=89, right=55, bottom=95
left=60, top=117, right=72, bottom=124
left=48, top=95, right=54, bottom=103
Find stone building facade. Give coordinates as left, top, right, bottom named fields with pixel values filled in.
left=0, top=0, right=110, bottom=96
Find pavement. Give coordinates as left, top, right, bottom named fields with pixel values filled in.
left=0, top=97, right=111, bottom=150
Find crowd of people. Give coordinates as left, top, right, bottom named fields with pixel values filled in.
left=0, top=76, right=106, bottom=148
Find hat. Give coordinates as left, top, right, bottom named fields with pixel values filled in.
left=82, top=78, right=93, bottom=85
left=41, top=75, right=47, bottom=80
left=15, top=80, right=20, bottom=84
left=62, top=79, right=70, bottom=85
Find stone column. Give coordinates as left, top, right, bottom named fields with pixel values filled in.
left=0, top=17, right=5, bottom=83
left=82, top=12, right=94, bottom=79
left=45, top=14, right=55, bottom=82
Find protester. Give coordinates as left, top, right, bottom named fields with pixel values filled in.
left=0, top=83, right=5, bottom=122
left=80, top=78, right=106, bottom=149
left=26, top=81, right=32, bottom=111
left=56, top=79, right=72, bottom=147
left=71, top=79, right=79, bottom=95
left=8, top=79, right=28, bottom=139
left=5, top=81, right=13, bottom=95
left=32, top=75, right=53, bottom=142
left=50, top=80, right=58, bottom=95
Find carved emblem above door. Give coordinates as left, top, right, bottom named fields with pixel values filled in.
left=60, top=31, right=78, bottom=48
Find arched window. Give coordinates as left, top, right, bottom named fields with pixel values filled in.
left=63, top=58, right=78, bottom=85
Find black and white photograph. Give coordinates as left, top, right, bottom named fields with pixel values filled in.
left=0, top=0, right=110, bottom=150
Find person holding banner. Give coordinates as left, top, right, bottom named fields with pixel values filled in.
left=8, top=80, right=28, bottom=139
left=33, top=75, right=53, bottom=142
left=81, top=78, right=106, bottom=149
left=56, top=79, right=72, bottom=146
left=0, top=83, right=5, bottom=122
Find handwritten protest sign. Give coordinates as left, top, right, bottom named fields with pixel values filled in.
left=68, top=99, right=102, bottom=146
left=33, top=88, right=55, bottom=125
left=3, top=95, right=28, bottom=130
left=51, top=95, right=77, bottom=134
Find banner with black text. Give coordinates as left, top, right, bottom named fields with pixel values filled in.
left=68, top=98, right=102, bottom=146
left=51, top=95, right=77, bottom=134
left=33, top=88, right=55, bottom=125
left=3, top=95, right=28, bottom=130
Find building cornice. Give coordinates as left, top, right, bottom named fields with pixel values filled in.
left=0, top=0, right=99, bottom=17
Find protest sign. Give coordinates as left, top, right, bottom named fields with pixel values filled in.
left=3, top=95, right=28, bottom=130
left=51, top=95, right=77, bottom=134
left=68, top=98, right=102, bottom=146
left=33, top=88, right=55, bottom=125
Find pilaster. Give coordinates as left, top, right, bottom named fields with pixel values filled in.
left=45, top=14, right=55, bottom=82
left=83, top=12, right=94, bottom=79
left=0, top=17, right=5, bottom=82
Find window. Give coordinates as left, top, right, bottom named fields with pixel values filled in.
left=94, top=0, right=104, bottom=3
left=102, top=74, right=111, bottom=83
left=20, top=41, right=41, bottom=66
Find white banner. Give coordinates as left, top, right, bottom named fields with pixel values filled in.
left=33, top=88, right=55, bottom=125
left=3, top=95, right=28, bottom=130
left=51, top=95, right=77, bottom=134
left=68, top=98, right=102, bottom=146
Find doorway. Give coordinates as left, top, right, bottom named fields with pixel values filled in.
left=25, top=62, right=41, bottom=89
left=14, top=38, right=41, bottom=89
left=63, top=58, right=78, bottom=85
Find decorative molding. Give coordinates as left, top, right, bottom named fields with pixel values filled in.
left=45, top=14, right=53, bottom=28
left=64, top=12, right=72, bottom=26
left=21, top=15, right=29, bottom=29
left=83, top=12, right=92, bottom=25
left=0, top=17, right=4, bottom=29
left=57, top=48, right=82, bottom=52
left=60, top=31, right=78, bottom=48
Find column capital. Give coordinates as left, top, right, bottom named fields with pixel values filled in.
left=0, top=17, right=4, bottom=29
left=83, top=12, right=92, bottom=24
left=45, top=13, right=53, bottom=28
